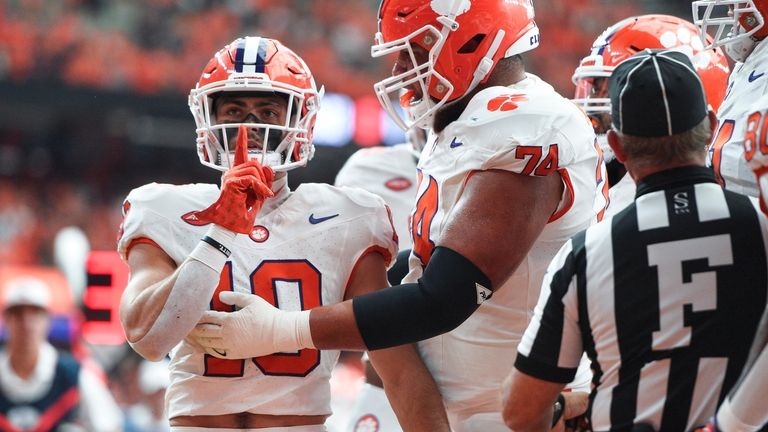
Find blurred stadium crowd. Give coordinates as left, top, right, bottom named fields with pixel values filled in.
left=0, top=0, right=685, bottom=265
left=0, top=0, right=707, bottom=430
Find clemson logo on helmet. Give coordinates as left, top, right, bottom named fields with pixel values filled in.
left=487, top=94, right=528, bottom=112
left=430, top=0, right=471, bottom=16
left=354, top=414, right=380, bottom=432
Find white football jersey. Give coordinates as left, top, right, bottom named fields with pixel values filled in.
left=335, top=144, right=419, bottom=251
left=402, top=74, right=608, bottom=426
left=708, top=39, right=768, bottom=197
left=117, top=181, right=398, bottom=419
left=742, top=92, right=768, bottom=211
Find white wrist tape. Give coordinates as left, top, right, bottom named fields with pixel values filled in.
left=274, top=310, right=315, bottom=352
left=188, top=225, right=237, bottom=271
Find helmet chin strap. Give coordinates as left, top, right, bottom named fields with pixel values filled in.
left=255, top=150, right=284, bottom=167
left=426, top=29, right=506, bottom=124
left=217, top=149, right=283, bottom=169
left=725, top=31, right=759, bottom=62
left=465, top=29, right=506, bottom=95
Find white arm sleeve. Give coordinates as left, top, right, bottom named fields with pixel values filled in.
left=129, top=226, right=235, bottom=360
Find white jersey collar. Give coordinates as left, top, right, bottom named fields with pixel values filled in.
left=259, top=174, right=290, bottom=216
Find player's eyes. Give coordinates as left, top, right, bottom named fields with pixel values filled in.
left=260, top=108, right=284, bottom=123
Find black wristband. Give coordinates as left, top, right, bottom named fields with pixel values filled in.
left=552, top=393, right=566, bottom=427
left=201, top=236, right=232, bottom=258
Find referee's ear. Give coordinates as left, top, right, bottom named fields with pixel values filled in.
left=606, top=129, right=627, bottom=164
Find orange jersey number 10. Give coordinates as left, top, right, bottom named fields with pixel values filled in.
left=204, top=260, right=322, bottom=378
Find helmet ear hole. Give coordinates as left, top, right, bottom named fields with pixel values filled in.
left=458, top=34, right=486, bottom=54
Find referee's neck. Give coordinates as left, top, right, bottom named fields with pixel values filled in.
left=627, top=160, right=706, bottom=184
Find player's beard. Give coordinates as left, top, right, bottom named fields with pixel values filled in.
left=432, top=86, right=483, bottom=133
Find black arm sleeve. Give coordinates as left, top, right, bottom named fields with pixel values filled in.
left=352, top=246, right=492, bottom=350
left=386, top=249, right=411, bottom=286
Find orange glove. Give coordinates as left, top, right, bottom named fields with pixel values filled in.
left=693, top=418, right=719, bottom=432
left=191, top=125, right=275, bottom=234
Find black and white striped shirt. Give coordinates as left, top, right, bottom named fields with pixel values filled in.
left=515, top=166, right=768, bottom=431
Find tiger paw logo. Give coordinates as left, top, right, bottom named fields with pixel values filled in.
left=487, top=94, right=528, bottom=112
left=249, top=225, right=270, bottom=243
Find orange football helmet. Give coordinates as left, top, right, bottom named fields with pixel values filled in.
left=188, top=36, right=323, bottom=172
left=692, top=0, right=768, bottom=61
left=573, top=15, right=730, bottom=116
left=371, top=0, right=539, bottom=130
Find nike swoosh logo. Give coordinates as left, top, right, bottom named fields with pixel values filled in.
left=450, top=137, right=463, bottom=148
left=749, top=71, right=765, bottom=82
left=308, top=213, right=339, bottom=224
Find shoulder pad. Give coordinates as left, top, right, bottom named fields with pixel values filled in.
left=296, top=183, right=387, bottom=211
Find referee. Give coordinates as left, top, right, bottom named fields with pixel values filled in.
left=501, top=49, right=768, bottom=431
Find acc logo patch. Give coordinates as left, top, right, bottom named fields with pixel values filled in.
left=487, top=94, right=528, bottom=112
left=385, top=177, right=413, bottom=191
left=249, top=225, right=270, bottom=243
left=354, top=414, right=380, bottom=432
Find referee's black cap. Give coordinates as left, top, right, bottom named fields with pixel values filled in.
left=609, top=49, right=708, bottom=137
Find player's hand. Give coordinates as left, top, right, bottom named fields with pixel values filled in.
left=563, top=391, right=589, bottom=420
left=189, top=291, right=313, bottom=359
left=189, top=125, right=275, bottom=234
left=552, top=391, right=590, bottom=432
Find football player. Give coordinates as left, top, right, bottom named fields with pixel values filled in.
left=335, top=125, right=424, bottom=253
left=693, top=0, right=768, bottom=196
left=191, top=2, right=607, bottom=430
left=572, top=14, right=730, bottom=216
left=699, top=91, right=768, bottom=432
left=118, top=36, right=449, bottom=431
left=334, top=116, right=425, bottom=432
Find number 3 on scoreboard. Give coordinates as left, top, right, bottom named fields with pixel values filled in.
left=203, top=260, right=322, bottom=378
